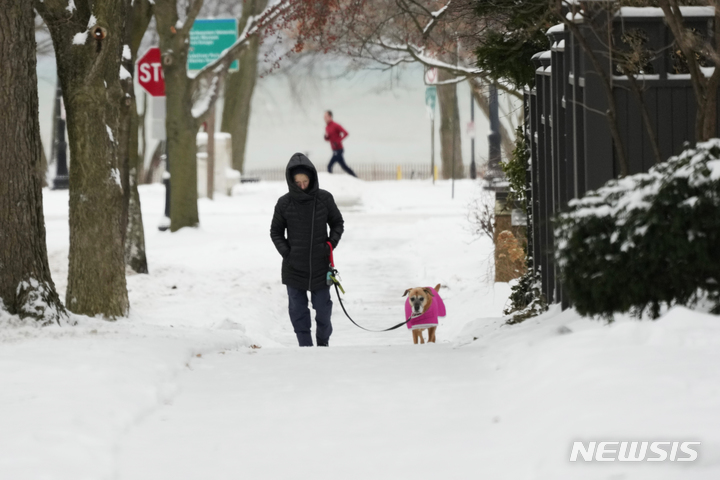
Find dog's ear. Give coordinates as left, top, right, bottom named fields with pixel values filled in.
left=423, top=288, right=434, bottom=297
left=402, top=289, right=411, bottom=297
left=434, top=283, right=441, bottom=292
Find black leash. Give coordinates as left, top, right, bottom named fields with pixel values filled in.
left=326, top=242, right=412, bottom=332
left=332, top=282, right=413, bottom=332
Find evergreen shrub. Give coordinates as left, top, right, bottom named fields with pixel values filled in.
left=555, top=140, right=720, bottom=319
left=501, top=127, right=548, bottom=324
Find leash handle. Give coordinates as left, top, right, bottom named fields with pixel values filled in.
left=326, top=241, right=334, bottom=267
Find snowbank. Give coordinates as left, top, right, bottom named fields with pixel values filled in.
left=0, top=317, right=252, bottom=480
left=317, top=172, right=364, bottom=207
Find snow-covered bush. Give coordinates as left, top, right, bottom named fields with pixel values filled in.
left=504, top=264, right=547, bottom=324
left=556, top=139, right=720, bottom=319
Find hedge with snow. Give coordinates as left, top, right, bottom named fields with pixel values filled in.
left=555, top=139, right=720, bottom=319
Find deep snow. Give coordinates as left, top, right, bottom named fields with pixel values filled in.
left=2, top=176, right=719, bottom=479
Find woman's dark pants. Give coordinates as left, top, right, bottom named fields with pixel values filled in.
left=287, top=285, right=333, bottom=347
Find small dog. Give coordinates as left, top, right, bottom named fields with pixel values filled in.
left=402, top=284, right=446, bottom=344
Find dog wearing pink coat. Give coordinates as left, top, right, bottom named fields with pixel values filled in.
left=403, top=284, right=446, bottom=344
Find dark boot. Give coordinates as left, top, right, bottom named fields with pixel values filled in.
left=287, top=286, right=313, bottom=347
left=311, top=286, right=333, bottom=346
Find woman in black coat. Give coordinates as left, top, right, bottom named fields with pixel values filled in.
left=270, top=153, right=344, bottom=346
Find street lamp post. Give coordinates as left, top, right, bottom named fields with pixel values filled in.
left=487, top=82, right=502, bottom=184
left=470, top=94, right=476, bottom=180
left=159, top=141, right=171, bottom=231
left=52, top=79, right=69, bottom=190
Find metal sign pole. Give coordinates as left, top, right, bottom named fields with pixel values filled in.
left=52, top=79, right=69, bottom=190
left=470, top=94, right=476, bottom=180
left=425, top=83, right=437, bottom=184
left=206, top=105, right=215, bottom=200
left=451, top=98, right=455, bottom=200
left=431, top=116, right=435, bottom=185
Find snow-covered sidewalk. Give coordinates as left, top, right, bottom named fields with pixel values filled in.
left=2, top=177, right=719, bottom=479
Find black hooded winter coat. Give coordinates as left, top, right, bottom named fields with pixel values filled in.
left=270, top=153, right=344, bottom=291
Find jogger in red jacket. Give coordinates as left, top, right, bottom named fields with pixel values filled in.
left=324, top=110, right=358, bottom=177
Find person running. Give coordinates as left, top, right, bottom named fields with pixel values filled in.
left=270, top=153, right=345, bottom=347
left=324, top=110, right=357, bottom=177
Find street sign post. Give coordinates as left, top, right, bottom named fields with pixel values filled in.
left=136, top=47, right=170, bottom=230
left=425, top=86, right=437, bottom=184
left=424, top=68, right=439, bottom=184
left=425, top=86, right=437, bottom=119
left=424, top=67, right=439, bottom=85
left=188, top=19, right=239, bottom=71
left=137, top=48, right=165, bottom=96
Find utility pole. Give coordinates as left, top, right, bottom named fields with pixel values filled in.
left=425, top=83, right=437, bottom=184
left=52, top=79, right=69, bottom=190
left=487, top=82, right=502, bottom=185
left=431, top=114, right=435, bottom=184
left=206, top=105, right=215, bottom=200
left=470, top=93, right=476, bottom=180
left=159, top=141, right=170, bottom=231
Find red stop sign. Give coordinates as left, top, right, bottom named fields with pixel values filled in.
left=137, top=48, right=165, bottom=96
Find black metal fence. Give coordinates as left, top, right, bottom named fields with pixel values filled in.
left=246, top=163, right=470, bottom=182
left=525, top=5, right=719, bottom=305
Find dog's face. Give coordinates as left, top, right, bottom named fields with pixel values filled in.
left=402, top=287, right=434, bottom=317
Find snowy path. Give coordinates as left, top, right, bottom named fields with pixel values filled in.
left=116, top=345, right=494, bottom=480
left=3, top=177, right=720, bottom=479
left=112, top=177, right=510, bottom=479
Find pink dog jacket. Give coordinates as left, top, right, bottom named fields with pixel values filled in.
left=404, top=287, right=446, bottom=330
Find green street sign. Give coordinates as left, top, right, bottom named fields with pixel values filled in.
left=425, top=86, right=437, bottom=119
left=188, top=18, right=239, bottom=71
left=425, top=86, right=437, bottom=111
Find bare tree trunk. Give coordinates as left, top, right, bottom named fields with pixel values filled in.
left=221, top=0, right=268, bottom=173
left=165, top=65, right=200, bottom=231
left=0, top=0, right=65, bottom=324
left=144, top=140, right=165, bottom=184
left=138, top=92, right=148, bottom=183
left=705, top=2, right=720, bottom=141
left=624, top=75, right=663, bottom=164
left=37, top=0, right=129, bottom=318
left=702, top=80, right=719, bottom=140
left=657, top=0, right=720, bottom=142
left=120, top=0, right=152, bottom=273
left=437, top=69, right=464, bottom=179
left=155, top=0, right=201, bottom=232
left=38, top=138, right=48, bottom=187
left=124, top=93, right=149, bottom=273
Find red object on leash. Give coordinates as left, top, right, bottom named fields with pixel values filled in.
left=327, top=241, right=335, bottom=267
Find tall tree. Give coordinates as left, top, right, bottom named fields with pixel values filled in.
left=312, top=0, right=520, bottom=177
left=657, top=0, right=720, bottom=142
left=221, top=0, right=269, bottom=173
left=154, top=0, right=203, bottom=231
left=120, top=0, right=153, bottom=274
left=0, top=0, right=65, bottom=324
left=36, top=0, right=129, bottom=318
left=474, top=0, right=555, bottom=89
left=153, top=0, right=295, bottom=231
left=437, top=69, right=465, bottom=178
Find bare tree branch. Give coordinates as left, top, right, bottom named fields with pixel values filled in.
left=179, top=0, right=205, bottom=37
left=422, top=0, right=451, bottom=38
